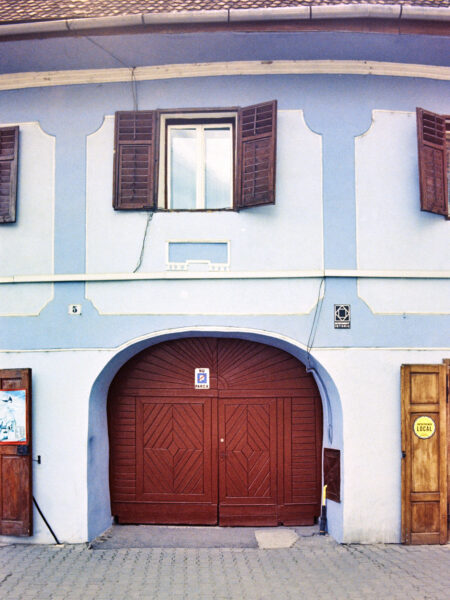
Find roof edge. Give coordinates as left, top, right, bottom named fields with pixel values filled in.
left=0, top=4, right=449, bottom=37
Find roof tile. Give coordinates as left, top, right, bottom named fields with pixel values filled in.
left=0, top=1, right=448, bottom=24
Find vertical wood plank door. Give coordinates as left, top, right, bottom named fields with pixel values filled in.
left=0, top=369, right=32, bottom=536
left=109, top=338, right=322, bottom=526
left=401, top=364, right=448, bottom=544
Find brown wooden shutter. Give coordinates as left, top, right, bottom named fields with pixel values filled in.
left=416, top=108, right=448, bottom=217
left=323, top=448, right=341, bottom=503
left=401, top=364, right=447, bottom=544
left=0, top=126, right=19, bottom=223
left=113, top=111, right=157, bottom=210
left=236, top=100, right=277, bottom=209
left=0, top=368, right=32, bottom=536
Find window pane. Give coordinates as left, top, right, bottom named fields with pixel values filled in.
left=170, top=129, right=197, bottom=209
left=205, top=128, right=232, bottom=209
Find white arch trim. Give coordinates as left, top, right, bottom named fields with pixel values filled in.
left=1, top=60, right=449, bottom=92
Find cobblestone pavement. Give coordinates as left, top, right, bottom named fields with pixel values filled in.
left=1, top=533, right=450, bottom=599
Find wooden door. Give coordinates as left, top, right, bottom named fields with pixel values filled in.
left=109, top=338, right=218, bottom=524
left=0, top=369, right=32, bottom=536
left=444, top=359, right=450, bottom=543
left=218, top=397, right=278, bottom=525
left=109, top=338, right=322, bottom=526
left=133, top=396, right=217, bottom=524
left=401, top=364, right=447, bottom=544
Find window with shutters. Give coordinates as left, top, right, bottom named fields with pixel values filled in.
left=416, top=108, right=450, bottom=219
left=113, top=100, right=276, bottom=211
left=0, top=126, right=19, bottom=224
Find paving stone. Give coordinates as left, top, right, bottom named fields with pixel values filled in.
left=1, top=534, right=450, bottom=599
left=255, top=528, right=299, bottom=548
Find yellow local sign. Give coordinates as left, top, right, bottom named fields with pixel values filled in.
left=413, top=416, right=436, bottom=440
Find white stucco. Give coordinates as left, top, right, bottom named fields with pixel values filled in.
left=0, top=121, right=54, bottom=315
left=356, top=110, right=450, bottom=314
left=316, top=347, right=450, bottom=543
left=358, top=278, right=450, bottom=314
left=0, top=350, right=110, bottom=545
left=85, top=278, right=324, bottom=315
left=1, top=337, right=447, bottom=545
left=85, top=110, right=323, bottom=275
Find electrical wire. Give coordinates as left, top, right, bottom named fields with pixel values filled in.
left=306, top=275, right=325, bottom=369
left=85, top=36, right=152, bottom=273
left=133, top=211, right=153, bottom=273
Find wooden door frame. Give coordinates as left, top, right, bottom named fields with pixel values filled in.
left=445, top=358, right=450, bottom=542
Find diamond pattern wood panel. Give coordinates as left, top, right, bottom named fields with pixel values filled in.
left=222, top=403, right=272, bottom=498
left=109, top=338, right=322, bottom=525
left=141, top=402, right=204, bottom=495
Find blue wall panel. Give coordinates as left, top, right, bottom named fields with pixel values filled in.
left=0, top=31, right=449, bottom=353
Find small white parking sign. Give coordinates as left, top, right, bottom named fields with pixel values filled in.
left=195, top=368, right=210, bottom=389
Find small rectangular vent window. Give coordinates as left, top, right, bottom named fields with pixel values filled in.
left=167, top=242, right=229, bottom=271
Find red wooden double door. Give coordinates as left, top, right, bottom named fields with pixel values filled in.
left=109, top=338, right=323, bottom=526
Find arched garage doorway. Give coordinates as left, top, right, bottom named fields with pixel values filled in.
left=108, top=337, right=323, bottom=526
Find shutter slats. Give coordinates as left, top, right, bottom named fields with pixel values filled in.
left=0, top=126, right=19, bottom=224
left=236, top=102, right=277, bottom=209
left=113, top=112, right=156, bottom=210
left=416, top=108, right=448, bottom=217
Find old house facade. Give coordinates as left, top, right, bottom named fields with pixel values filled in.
left=0, top=0, right=449, bottom=544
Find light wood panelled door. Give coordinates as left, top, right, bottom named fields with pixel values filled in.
left=401, top=364, right=447, bottom=544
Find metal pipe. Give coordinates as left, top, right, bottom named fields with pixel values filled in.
left=32, top=496, right=61, bottom=545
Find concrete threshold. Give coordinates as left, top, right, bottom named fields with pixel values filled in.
left=90, top=524, right=319, bottom=550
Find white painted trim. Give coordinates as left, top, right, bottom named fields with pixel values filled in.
left=166, top=240, right=230, bottom=271
left=1, top=60, right=449, bottom=93
left=0, top=341, right=449, bottom=354
left=1, top=269, right=449, bottom=284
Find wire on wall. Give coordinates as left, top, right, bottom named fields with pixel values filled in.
left=85, top=37, right=154, bottom=272
left=133, top=211, right=153, bottom=272
left=306, top=276, right=325, bottom=369
left=304, top=275, right=333, bottom=443
left=131, top=66, right=139, bottom=111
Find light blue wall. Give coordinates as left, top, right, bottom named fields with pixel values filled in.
left=0, top=70, right=449, bottom=350
left=1, top=31, right=449, bottom=73
left=1, top=28, right=448, bottom=544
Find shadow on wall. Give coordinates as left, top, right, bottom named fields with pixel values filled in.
left=86, top=328, right=343, bottom=542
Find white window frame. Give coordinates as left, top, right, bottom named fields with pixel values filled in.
left=157, top=111, right=237, bottom=210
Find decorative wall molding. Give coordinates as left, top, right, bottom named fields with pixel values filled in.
left=0, top=60, right=449, bottom=92
left=1, top=268, right=449, bottom=285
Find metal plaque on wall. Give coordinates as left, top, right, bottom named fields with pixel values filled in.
left=334, top=304, right=351, bottom=329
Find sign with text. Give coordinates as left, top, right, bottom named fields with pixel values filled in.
left=195, top=368, right=210, bottom=389
left=413, top=415, right=436, bottom=440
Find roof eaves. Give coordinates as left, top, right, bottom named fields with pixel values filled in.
left=0, top=4, right=448, bottom=37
